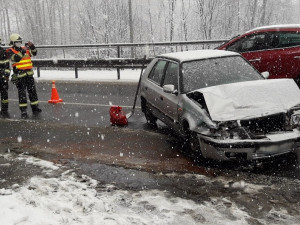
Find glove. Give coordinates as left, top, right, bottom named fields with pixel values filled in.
left=26, top=41, right=35, bottom=50
left=11, top=74, right=18, bottom=84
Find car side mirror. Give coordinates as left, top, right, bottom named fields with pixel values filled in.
left=261, top=71, right=270, bottom=79
left=163, top=84, right=177, bottom=95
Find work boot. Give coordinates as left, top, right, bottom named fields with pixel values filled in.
left=1, top=103, right=9, bottom=118
left=20, top=108, right=28, bottom=119
left=21, top=111, right=28, bottom=119
left=31, top=105, right=42, bottom=114
left=0, top=109, right=9, bottom=118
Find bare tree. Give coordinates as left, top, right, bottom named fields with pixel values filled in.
left=0, top=0, right=298, bottom=53
left=260, top=0, right=268, bottom=26
left=168, top=0, right=177, bottom=42
left=250, top=0, right=258, bottom=29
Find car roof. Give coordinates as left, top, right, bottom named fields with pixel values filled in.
left=158, top=50, right=239, bottom=63
left=247, top=24, right=300, bottom=32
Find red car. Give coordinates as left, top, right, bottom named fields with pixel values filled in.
left=218, top=24, right=300, bottom=85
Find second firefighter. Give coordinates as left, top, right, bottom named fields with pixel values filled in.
left=6, top=33, right=42, bottom=118
left=0, top=38, right=11, bottom=117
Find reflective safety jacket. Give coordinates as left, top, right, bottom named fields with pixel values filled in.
left=6, top=46, right=37, bottom=77
left=10, top=48, right=33, bottom=70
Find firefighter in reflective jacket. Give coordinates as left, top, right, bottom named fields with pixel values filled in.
left=6, top=33, right=41, bottom=118
left=0, top=38, right=11, bottom=117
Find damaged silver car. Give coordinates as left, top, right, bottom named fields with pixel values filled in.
left=140, top=50, right=300, bottom=161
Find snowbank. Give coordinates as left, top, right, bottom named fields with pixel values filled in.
left=0, top=154, right=251, bottom=225
left=1, top=154, right=299, bottom=225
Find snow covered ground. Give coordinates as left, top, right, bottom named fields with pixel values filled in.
left=33, top=68, right=141, bottom=82
left=0, top=153, right=258, bottom=225
left=1, top=152, right=299, bottom=225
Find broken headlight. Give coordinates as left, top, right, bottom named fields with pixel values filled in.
left=290, top=113, right=300, bottom=128
left=210, top=121, right=250, bottom=140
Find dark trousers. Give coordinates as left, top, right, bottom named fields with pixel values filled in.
left=0, top=77, right=8, bottom=111
left=16, top=76, right=39, bottom=110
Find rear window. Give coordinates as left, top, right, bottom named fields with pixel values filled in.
left=269, top=32, right=300, bottom=48
left=182, top=56, right=263, bottom=93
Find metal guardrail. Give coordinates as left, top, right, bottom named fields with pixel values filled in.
left=26, top=39, right=229, bottom=49
left=32, top=58, right=153, bottom=79
left=9, top=39, right=229, bottom=79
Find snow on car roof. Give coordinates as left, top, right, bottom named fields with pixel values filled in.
left=248, top=24, right=300, bottom=32
left=158, top=50, right=239, bottom=62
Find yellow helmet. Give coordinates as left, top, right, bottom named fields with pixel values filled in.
left=9, top=33, right=22, bottom=45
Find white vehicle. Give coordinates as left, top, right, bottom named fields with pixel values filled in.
left=140, top=50, right=300, bottom=161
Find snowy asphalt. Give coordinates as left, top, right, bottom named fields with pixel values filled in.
left=1, top=80, right=300, bottom=224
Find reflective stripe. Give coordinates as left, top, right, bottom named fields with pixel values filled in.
left=17, top=73, right=27, bottom=78
left=27, top=70, right=34, bottom=75
left=30, top=101, right=39, bottom=105
left=0, top=59, right=9, bottom=64
left=19, top=103, right=27, bottom=107
left=10, top=47, right=33, bottom=70
left=17, top=70, right=34, bottom=78
left=13, top=57, right=33, bottom=70
left=1, top=99, right=8, bottom=104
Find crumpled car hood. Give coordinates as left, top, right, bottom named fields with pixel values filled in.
left=195, top=79, right=300, bottom=122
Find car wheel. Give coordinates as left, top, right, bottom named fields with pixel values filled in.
left=144, top=103, right=157, bottom=126
left=188, top=131, right=203, bottom=160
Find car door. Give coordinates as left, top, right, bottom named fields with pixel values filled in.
left=226, top=31, right=300, bottom=79
left=266, top=31, right=300, bottom=79
left=144, top=59, right=168, bottom=118
left=161, top=61, right=180, bottom=122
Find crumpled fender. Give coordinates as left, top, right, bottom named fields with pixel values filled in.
left=179, top=95, right=217, bottom=134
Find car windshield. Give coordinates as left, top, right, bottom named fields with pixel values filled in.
left=182, top=56, right=263, bottom=93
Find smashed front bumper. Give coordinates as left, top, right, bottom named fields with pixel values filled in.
left=198, top=129, right=300, bottom=161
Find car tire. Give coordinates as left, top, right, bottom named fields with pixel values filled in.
left=144, top=103, right=157, bottom=126
left=187, top=131, right=204, bottom=162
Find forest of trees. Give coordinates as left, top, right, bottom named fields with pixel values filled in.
left=0, top=0, right=299, bottom=46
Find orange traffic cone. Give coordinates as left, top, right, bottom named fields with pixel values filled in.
left=48, top=80, right=63, bottom=103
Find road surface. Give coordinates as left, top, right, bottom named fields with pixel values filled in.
left=1, top=80, right=299, bottom=224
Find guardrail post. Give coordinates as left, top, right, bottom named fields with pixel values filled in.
left=75, top=67, right=78, bottom=79
left=117, top=46, right=120, bottom=80
left=117, top=67, right=120, bottom=80
left=37, top=67, right=41, bottom=78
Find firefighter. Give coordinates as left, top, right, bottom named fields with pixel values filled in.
left=6, top=33, right=41, bottom=118
left=0, top=38, right=11, bottom=117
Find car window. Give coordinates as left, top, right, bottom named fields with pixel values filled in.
left=269, top=32, right=300, bottom=48
left=182, top=56, right=263, bottom=93
left=163, top=62, right=179, bottom=90
left=148, top=60, right=167, bottom=85
left=227, top=33, right=268, bottom=52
